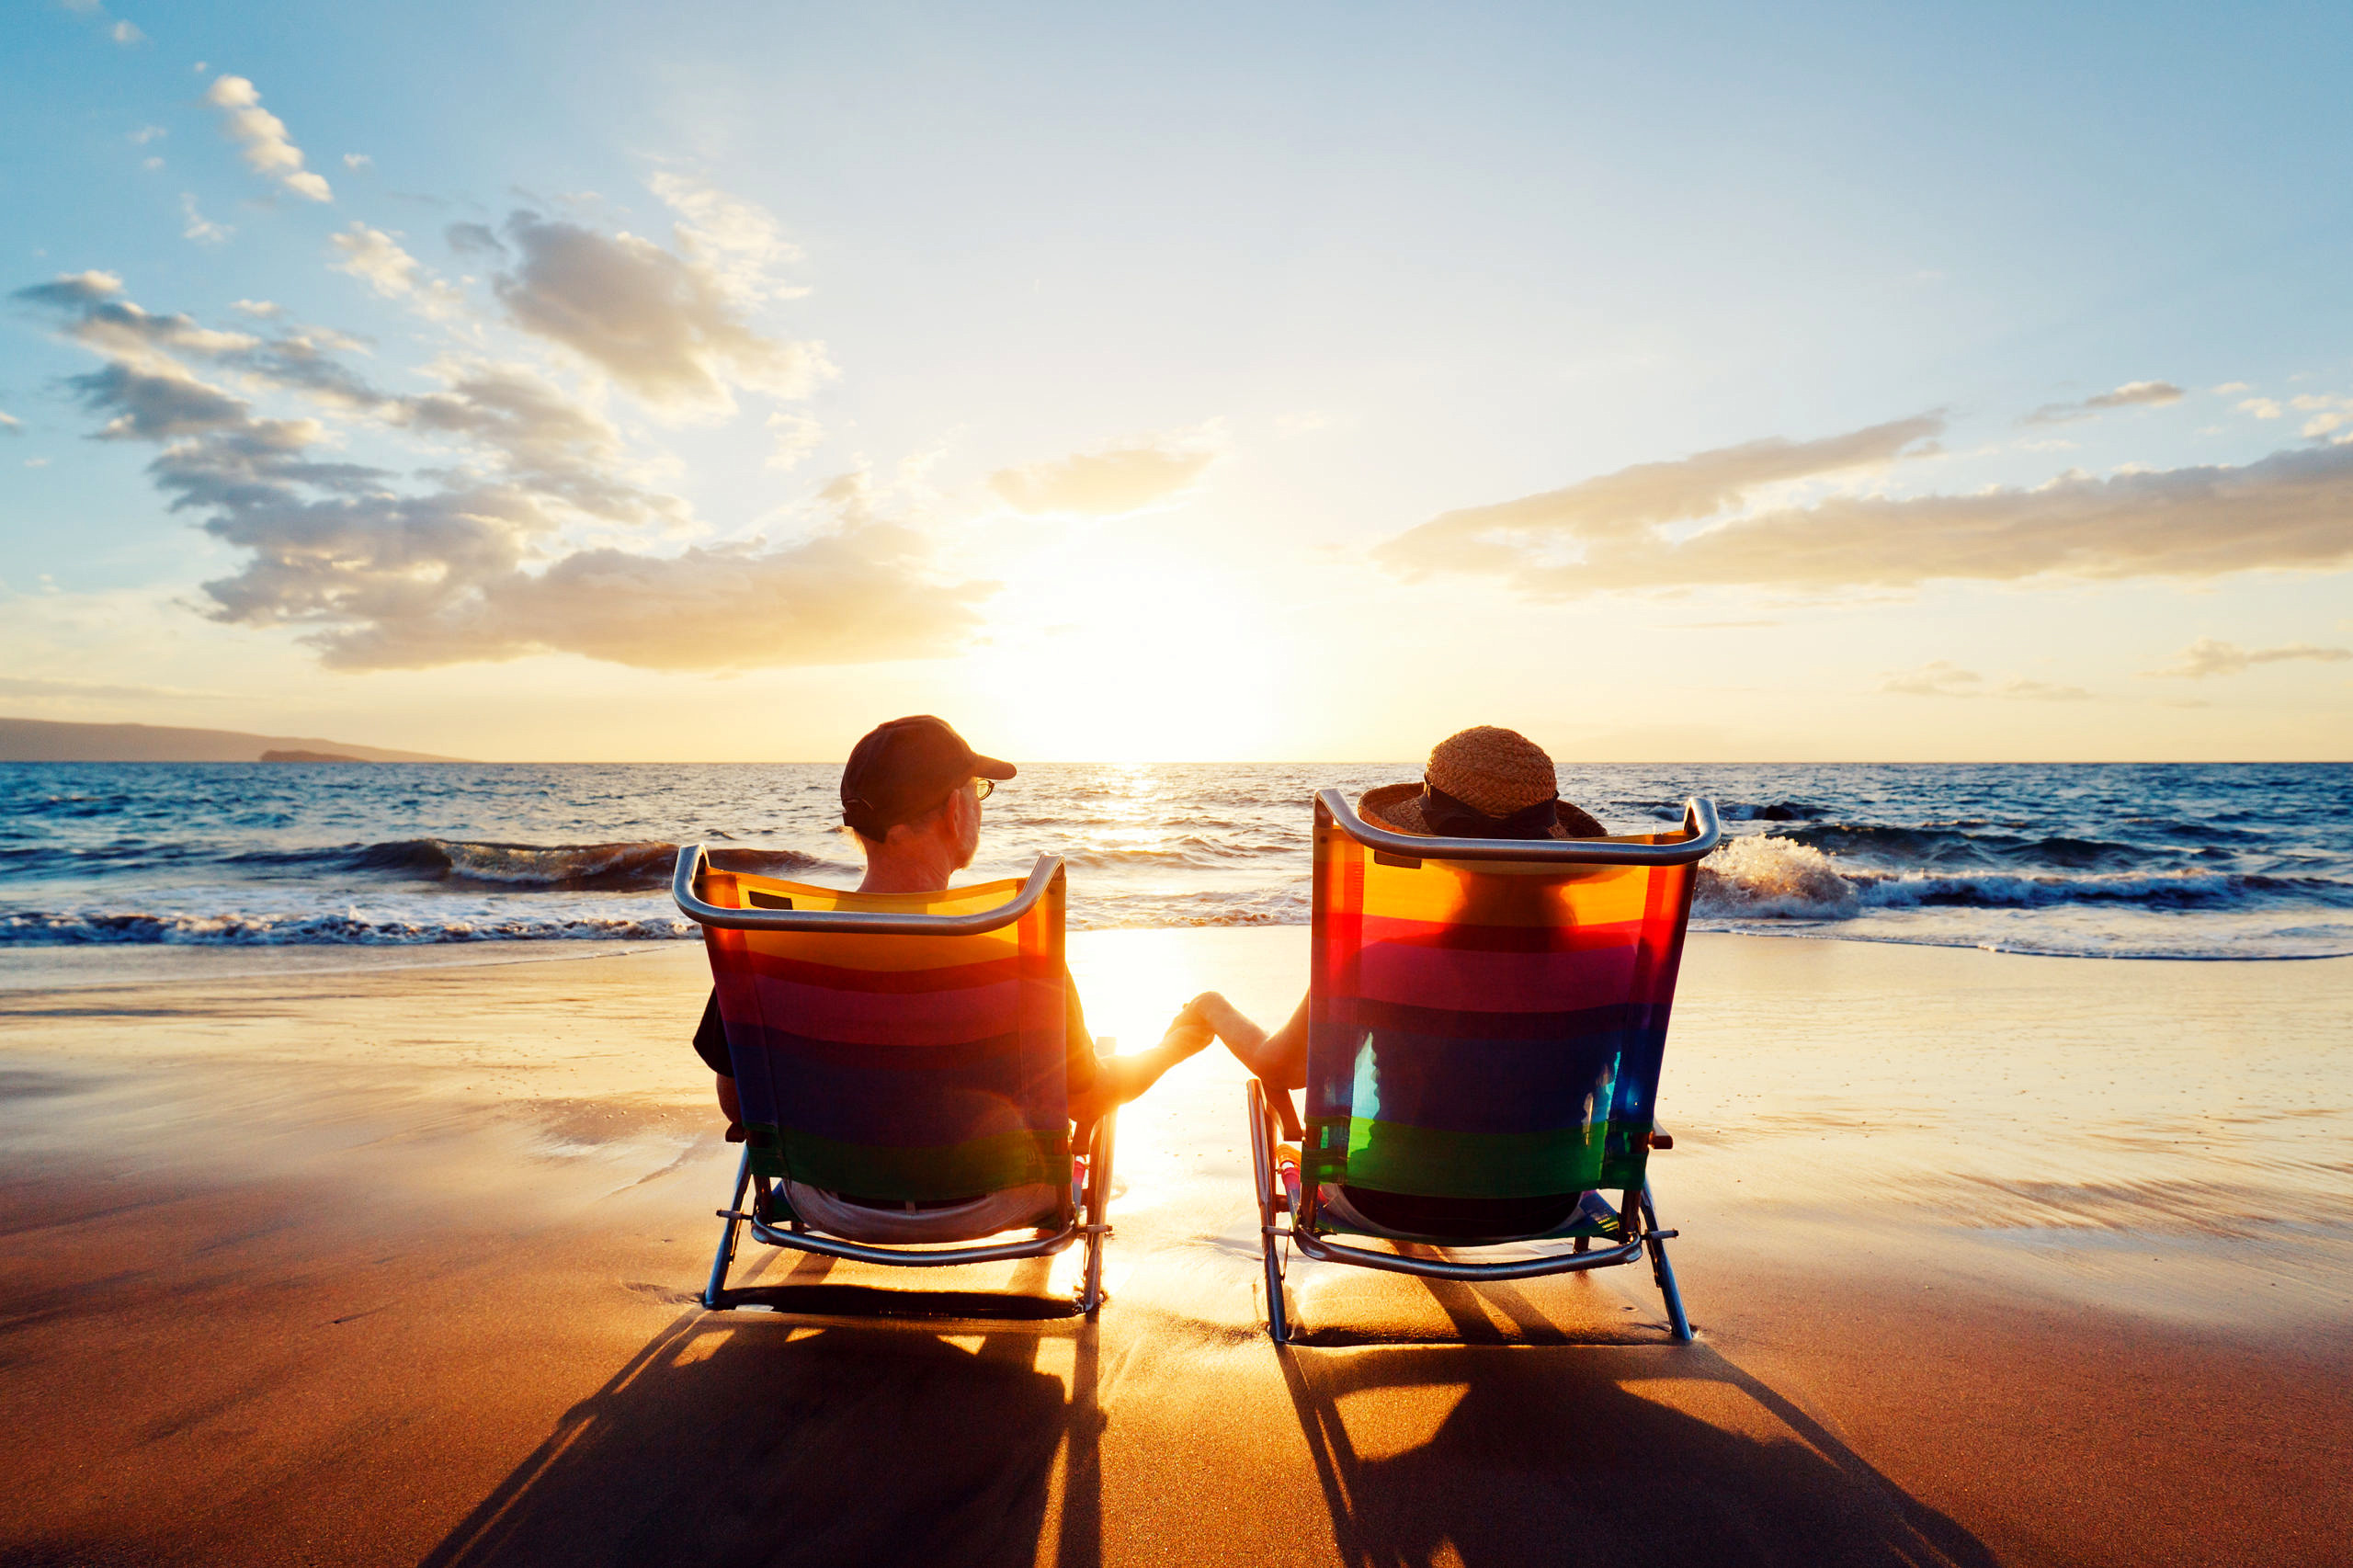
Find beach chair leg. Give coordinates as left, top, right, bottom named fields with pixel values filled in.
left=1247, top=1080, right=1289, bottom=1344
left=1081, top=1108, right=1117, bottom=1316
left=703, top=1144, right=753, bottom=1310
left=1639, top=1182, right=1692, bottom=1344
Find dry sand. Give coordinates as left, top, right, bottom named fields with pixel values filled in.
left=0, top=929, right=2347, bottom=1566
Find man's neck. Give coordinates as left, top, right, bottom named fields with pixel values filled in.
left=857, top=843, right=955, bottom=895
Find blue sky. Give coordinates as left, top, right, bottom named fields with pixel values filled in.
left=4, top=0, right=2349, bottom=759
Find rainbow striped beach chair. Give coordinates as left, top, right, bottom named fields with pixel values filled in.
left=672, top=848, right=1115, bottom=1315
left=1245, top=790, right=1722, bottom=1343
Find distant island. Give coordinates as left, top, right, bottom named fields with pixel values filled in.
left=0, top=718, right=468, bottom=764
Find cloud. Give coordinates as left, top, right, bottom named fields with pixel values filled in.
left=129, top=125, right=166, bottom=145
left=1880, top=660, right=1981, bottom=698
left=179, top=193, right=232, bottom=246
left=0, top=412, right=18, bottom=434
left=1381, top=415, right=1942, bottom=577
left=328, top=222, right=460, bottom=318
left=317, top=525, right=989, bottom=671
left=229, top=299, right=281, bottom=318
left=1380, top=415, right=2353, bottom=596
left=987, top=437, right=1218, bottom=516
left=648, top=172, right=806, bottom=303
left=491, top=207, right=828, bottom=409
left=19, top=270, right=124, bottom=308
left=2086, top=381, right=2185, bottom=411
left=343, top=153, right=371, bottom=170
left=2263, top=392, right=2353, bottom=441
left=2143, top=637, right=2353, bottom=679
left=2022, top=380, right=2185, bottom=426
left=15, top=270, right=982, bottom=673
left=67, top=361, right=251, bottom=440
left=0, top=675, right=218, bottom=701
left=766, top=411, right=821, bottom=472
left=1995, top=676, right=2094, bottom=701
left=202, top=74, right=331, bottom=202
left=15, top=278, right=260, bottom=374
left=1881, top=662, right=2091, bottom=701
left=392, top=358, right=682, bottom=524
left=445, top=222, right=505, bottom=259
left=110, top=19, right=142, bottom=44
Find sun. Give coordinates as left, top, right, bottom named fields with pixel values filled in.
left=962, top=540, right=1295, bottom=761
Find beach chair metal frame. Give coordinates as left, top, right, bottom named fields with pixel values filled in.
left=1246, top=790, right=1721, bottom=1345
left=675, top=846, right=1116, bottom=1315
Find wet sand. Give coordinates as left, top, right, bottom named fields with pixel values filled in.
left=0, top=930, right=2347, bottom=1566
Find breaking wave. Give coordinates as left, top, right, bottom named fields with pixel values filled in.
left=238, top=838, right=835, bottom=890
left=1692, top=833, right=2353, bottom=923
left=0, top=907, right=696, bottom=946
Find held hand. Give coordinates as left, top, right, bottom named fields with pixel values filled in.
left=1159, top=1016, right=1215, bottom=1058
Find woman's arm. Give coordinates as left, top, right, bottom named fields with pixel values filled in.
left=1184, top=991, right=1310, bottom=1089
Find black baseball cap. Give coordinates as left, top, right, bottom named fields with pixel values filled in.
left=840, top=715, right=1016, bottom=839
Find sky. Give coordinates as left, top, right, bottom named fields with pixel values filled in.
left=4, top=0, right=2350, bottom=763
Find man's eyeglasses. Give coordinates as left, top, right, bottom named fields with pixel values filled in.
left=971, top=777, right=995, bottom=802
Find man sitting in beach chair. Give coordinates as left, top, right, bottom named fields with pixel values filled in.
left=1183, top=726, right=1720, bottom=1342
left=677, top=716, right=1209, bottom=1310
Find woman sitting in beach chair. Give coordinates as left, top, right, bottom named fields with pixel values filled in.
left=677, top=716, right=1210, bottom=1313
left=1183, top=726, right=1720, bottom=1342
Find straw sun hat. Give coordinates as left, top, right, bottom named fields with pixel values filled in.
left=1358, top=726, right=1607, bottom=840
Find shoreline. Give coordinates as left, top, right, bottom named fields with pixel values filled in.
left=5, top=919, right=2347, bottom=994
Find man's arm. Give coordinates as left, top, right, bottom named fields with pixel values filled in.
left=1069, top=1017, right=1213, bottom=1124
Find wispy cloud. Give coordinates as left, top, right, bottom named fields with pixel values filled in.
left=766, top=411, right=822, bottom=472
left=179, top=193, right=232, bottom=246
left=1381, top=412, right=2353, bottom=596
left=327, top=222, right=460, bottom=318
left=2021, top=380, right=2184, bottom=426
left=1880, top=662, right=2092, bottom=700
left=987, top=435, right=1217, bottom=516
left=1381, top=415, right=1943, bottom=581
left=2143, top=637, right=2353, bottom=679
left=0, top=675, right=219, bottom=701
left=648, top=172, right=807, bottom=303
left=203, top=74, right=331, bottom=202
left=1998, top=676, right=2096, bottom=701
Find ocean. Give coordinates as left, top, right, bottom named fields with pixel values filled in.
left=1, top=762, right=2346, bottom=960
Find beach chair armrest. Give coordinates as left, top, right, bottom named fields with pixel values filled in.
left=1648, top=1125, right=1674, bottom=1151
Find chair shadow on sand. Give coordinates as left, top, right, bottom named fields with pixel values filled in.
left=1274, top=1272, right=1998, bottom=1568
left=420, top=1253, right=1106, bottom=1568
left=423, top=1253, right=1995, bottom=1568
